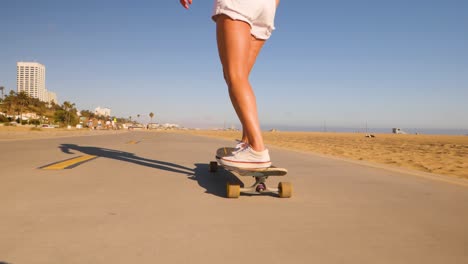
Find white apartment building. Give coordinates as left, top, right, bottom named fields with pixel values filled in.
left=17, top=62, right=57, bottom=103
left=17, top=62, right=46, bottom=101
left=47, top=91, right=58, bottom=104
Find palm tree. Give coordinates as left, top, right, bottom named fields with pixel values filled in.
left=16, top=92, right=30, bottom=125
left=29, top=97, right=46, bottom=125
left=2, top=91, right=16, bottom=117
left=62, top=101, right=76, bottom=126
left=36, top=103, right=47, bottom=125
left=149, top=112, right=154, bottom=123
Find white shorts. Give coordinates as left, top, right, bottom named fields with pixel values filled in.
left=212, top=0, right=277, bottom=40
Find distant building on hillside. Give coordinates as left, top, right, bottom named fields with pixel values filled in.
left=95, top=106, right=111, bottom=117
left=392, top=128, right=407, bottom=134
left=47, top=91, right=58, bottom=104
left=16, top=62, right=57, bottom=104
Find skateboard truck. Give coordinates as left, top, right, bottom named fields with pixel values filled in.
left=209, top=161, right=293, bottom=199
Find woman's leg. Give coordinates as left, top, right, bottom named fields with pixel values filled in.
left=240, top=36, right=265, bottom=143
left=216, top=15, right=266, bottom=151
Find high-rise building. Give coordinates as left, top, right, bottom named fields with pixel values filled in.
left=17, top=62, right=57, bottom=104
left=17, top=62, right=46, bottom=101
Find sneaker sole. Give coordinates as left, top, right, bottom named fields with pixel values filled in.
left=218, top=157, right=271, bottom=169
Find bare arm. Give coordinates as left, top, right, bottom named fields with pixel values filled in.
left=181, top=0, right=277, bottom=9
left=180, top=0, right=193, bottom=9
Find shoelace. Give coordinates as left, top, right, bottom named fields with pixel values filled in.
left=233, top=141, right=248, bottom=154
left=233, top=145, right=251, bottom=156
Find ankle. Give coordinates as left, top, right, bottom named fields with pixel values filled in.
left=250, top=144, right=266, bottom=152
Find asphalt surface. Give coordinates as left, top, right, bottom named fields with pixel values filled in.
left=1, top=131, right=467, bottom=264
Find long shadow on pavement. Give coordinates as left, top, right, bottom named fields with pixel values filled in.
left=58, top=144, right=231, bottom=198
left=190, top=163, right=243, bottom=197
left=60, top=144, right=192, bottom=175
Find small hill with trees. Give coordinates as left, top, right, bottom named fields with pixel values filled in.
left=0, top=91, right=129, bottom=127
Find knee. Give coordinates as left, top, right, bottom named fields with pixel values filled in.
left=223, top=69, right=248, bottom=88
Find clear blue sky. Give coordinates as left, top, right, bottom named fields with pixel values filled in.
left=1, top=0, right=467, bottom=131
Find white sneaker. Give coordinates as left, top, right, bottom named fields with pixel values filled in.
left=219, top=146, right=271, bottom=169
left=232, top=140, right=248, bottom=154
left=215, top=141, right=249, bottom=160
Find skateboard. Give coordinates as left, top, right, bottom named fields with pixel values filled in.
left=210, top=147, right=293, bottom=198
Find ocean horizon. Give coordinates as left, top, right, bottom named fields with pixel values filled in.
left=261, top=125, right=468, bottom=136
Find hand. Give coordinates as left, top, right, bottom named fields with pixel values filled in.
left=180, top=0, right=193, bottom=9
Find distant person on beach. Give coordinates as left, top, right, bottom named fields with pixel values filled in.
left=87, top=119, right=93, bottom=130
left=180, top=0, right=279, bottom=169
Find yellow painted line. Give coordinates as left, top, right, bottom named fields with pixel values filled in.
left=41, top=155, right=97, bottom=170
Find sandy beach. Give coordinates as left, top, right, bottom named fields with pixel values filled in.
left=1, top=126, right=467, bottom=179
left=173, top=130, right=468, bottom=180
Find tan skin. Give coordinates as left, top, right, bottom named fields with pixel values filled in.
left=180, top=0, right=279, bottom=151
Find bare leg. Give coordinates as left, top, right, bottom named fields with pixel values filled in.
left=241, top=36, right=265, bottom=143
left=216, top=15, right=266, bottom=151
left=228, top=36, right=264, bottom=144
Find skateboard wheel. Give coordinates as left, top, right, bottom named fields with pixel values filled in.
left=278, top=182, right=293, bottom=198
left=209, top=161, right=218, bottom=173
left=226, top=183, right=240, bottom=198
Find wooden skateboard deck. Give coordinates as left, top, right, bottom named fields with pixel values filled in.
left=210, top=147, right=292, bottom=198
left=221, top=165, right=287, bottom=177
left=215, top=147, right=236, bottom=159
